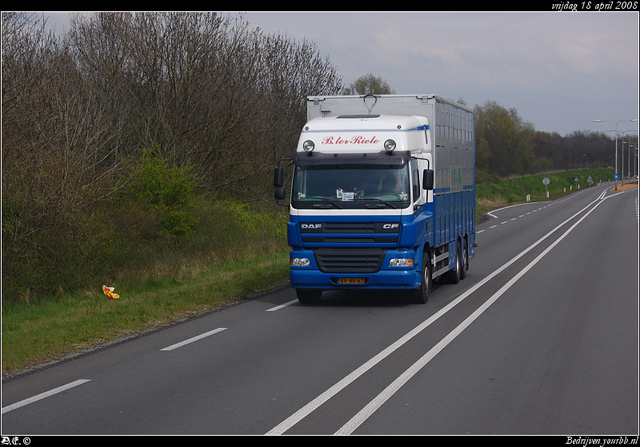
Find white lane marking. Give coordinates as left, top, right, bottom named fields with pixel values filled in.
left=266, top=299, right=298, bottom=312
left=160, top=328, right=227, bottom=351
left=481, top=187, right=612, bottom=232
left=335, top=197, right=607, bottom=435
left=487, top=202, right=532, bottom=218
left=2, top=379, right=91, bottom=414
left=267, top=193, right=606, bottom=435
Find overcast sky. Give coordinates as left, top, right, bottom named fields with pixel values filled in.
left=43, top=11, right=639, bottom=137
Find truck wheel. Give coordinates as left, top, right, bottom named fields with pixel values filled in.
left=409, top=251, right=431, bottom=304
left=460, top=238, right=469, bottom=280
left=445, top=241, right=462, bottom=284
left=296, top=289, right=322, bottom=304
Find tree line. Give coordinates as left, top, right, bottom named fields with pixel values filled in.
left=2, top=12, right=342, bottom=301
left=473, top=100, right=633, bottom=181
left=2, top=12, right=633, bottom=302
left=342, top=76, right=633, bottom=180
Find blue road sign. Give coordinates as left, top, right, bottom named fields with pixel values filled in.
left=614, top=173, right=620, bottom=180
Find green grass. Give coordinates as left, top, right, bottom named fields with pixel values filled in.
left=2, top=253, right=290, bottom=375
left=475, top=168, right=614, bottom=220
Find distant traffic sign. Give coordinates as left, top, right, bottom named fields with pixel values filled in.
left=614, top=173, right=620, bottom=180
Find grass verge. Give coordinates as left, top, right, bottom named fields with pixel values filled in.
left=475, top=168, right=615, bottom=221
left=2, top=252, right=289, bottom=376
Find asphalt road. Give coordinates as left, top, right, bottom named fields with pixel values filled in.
left=2, top=182, right=638, bottom=436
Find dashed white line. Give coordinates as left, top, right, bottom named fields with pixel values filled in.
left=160, top=328, right=227, bottom=351
left=266, top=299, right=298, bottom=312
left=5, top=188, right=622, bottom=424
left=2, top=379, right=91, bottom=414
left=479, top=187, right=608, bottom=233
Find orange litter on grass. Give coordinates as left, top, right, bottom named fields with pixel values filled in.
left=102, top=285, right=120, bottom=300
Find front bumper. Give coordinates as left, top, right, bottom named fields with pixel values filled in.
left=289, top=248, right=421, bottom=290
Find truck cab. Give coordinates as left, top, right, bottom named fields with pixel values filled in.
left=274, top=95, right=475, bottom=304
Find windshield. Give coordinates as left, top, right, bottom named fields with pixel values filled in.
left=292, top=164, right=410, bottom=209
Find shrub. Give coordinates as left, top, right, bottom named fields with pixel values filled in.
left=120, top=144, right=200, bottom=238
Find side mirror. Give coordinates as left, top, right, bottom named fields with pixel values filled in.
left=274, top=166, right=284, bottom=188
left=273, top=158, right=293, bottom=206
left=274, top=188, right=286, bottom=201
left=423, top=169, right=434, bottom=190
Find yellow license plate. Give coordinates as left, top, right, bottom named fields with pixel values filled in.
left=338, top=278, right=366, bottom=284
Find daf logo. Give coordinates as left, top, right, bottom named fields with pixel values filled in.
left=383, top=224, right=399, bottom=229
left=301, top=223, right=322, bottom=229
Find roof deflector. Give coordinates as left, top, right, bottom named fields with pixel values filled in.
left=363, top=94, right=378, bottom=114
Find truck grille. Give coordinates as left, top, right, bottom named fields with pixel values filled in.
left=314, top=248, right=386, bottom=274
left=300, top=222, right=399, bottom=245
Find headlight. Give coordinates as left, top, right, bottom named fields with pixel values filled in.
left=302, top=140, right=315, bottom=153
left=291, top=258, right=311, bottom=267
left=384, top=139, right=396, bottom=153
left=390, top=258, right=413, bottom=267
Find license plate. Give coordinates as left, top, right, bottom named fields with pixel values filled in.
left=338, top=278, right=366, bottom=284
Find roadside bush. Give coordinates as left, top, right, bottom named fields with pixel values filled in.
left=119, top=144, right=200, bottom=239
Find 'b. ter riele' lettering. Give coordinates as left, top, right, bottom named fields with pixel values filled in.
left=322, top=136, right=379, bottom=145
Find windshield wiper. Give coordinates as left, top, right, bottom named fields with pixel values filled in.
left=313, top=198, right=342, bottom=209
left=360, top=198, right=397, bottom=209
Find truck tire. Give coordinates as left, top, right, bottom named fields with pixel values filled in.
left=444, top=241, right=462, bottom=284
left=409, top=251, right=431, bottom=304
left=296, top=289, right=322, bottom=304
left=460, top=238, right=469, bottom=280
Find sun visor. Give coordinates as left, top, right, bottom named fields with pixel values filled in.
left=294, top=150, right=411, bottom=166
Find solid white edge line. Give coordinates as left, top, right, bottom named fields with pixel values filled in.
left=160, top=327, right=227, bottom=351
left=2, top=379, right=91, bottom=414
left=267, top=191, right=607, bottom=435
left=335, top=198, right=606, bottom=435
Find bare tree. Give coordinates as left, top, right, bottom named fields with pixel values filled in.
left=3, top=13, right=128, bottom=298
left=2, top=11, right=344, bottom=300
left=68, top=12, right=343, bottom=199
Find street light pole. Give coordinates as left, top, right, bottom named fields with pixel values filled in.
left=619, top=129, right=639, bottom=182
left=593, top=119, right=638, bottom=189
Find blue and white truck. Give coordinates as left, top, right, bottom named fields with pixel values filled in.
left=274, top=94, right=476, bottom=304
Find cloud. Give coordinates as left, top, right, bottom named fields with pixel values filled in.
left=43, top=11, right=639, bottom=136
